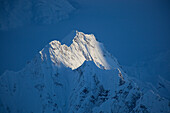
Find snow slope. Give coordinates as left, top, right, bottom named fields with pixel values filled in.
left=40, top=30, right=119, bottom=70
left=0, top=31, right=169, bottom=113
left=124, top=51, right=170, bottom=100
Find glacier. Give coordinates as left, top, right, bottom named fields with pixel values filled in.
left=0, top=31, right=169, bottom=113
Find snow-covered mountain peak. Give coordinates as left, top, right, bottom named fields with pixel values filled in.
left=49, top=40, right=61, bottom=45
left=39, top=31, right=120, bottom=70
left=0, top=31, right=170, bottom=113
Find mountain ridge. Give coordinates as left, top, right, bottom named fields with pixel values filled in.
left=39, top=30, right=120, bottom=70
left=0, top=31, right=169, bottom=113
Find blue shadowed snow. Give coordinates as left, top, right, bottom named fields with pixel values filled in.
left=0, top=0, right=170, bottom=81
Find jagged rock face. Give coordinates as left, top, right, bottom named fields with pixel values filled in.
left=0, top=31, right=169, bottom=113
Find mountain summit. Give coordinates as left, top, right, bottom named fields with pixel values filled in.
left=0, top=31, right=169, bottom=113
left=40, top=30, right=119, bottom=70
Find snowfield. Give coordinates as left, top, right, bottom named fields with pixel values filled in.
left=0, top=31, right=169, bottom=113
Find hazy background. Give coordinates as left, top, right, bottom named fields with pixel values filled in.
left=0, top=0, right=170, bottom=81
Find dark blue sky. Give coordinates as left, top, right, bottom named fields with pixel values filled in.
left=0, top=0, right=170, bottom=75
